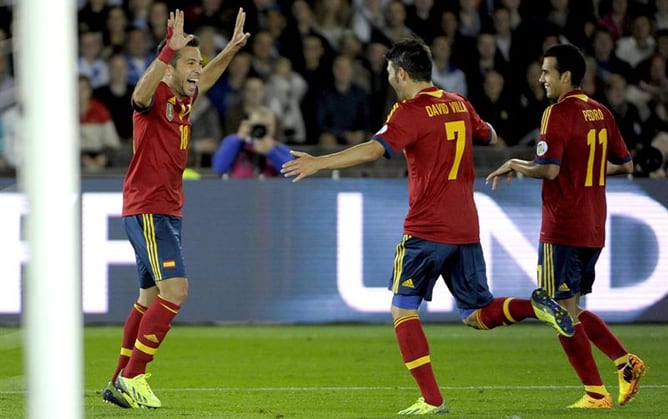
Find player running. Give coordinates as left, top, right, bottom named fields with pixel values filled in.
left=282, top=37, right=574, bottom=415
left=487, top=43, right=646, bottom=409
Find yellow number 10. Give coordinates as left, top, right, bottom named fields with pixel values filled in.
left=585, top=128, right=608, bottom=187
left=445, top=120, right=466, bottom=180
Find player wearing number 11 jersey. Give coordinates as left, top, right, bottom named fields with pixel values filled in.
left=282, top=38, right=574, bottom=415
left=487, top=44, right=645, bottom=409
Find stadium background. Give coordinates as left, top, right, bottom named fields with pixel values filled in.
left=0, top=177, right=666, bottom=325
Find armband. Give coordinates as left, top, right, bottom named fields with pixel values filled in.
left=158, top=45, right=176, bottom=64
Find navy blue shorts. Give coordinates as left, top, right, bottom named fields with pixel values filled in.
left=124, top=214, right=186, bottom=289
left=388, top=235, right=493, bottom=311
left=537, top=242, right=601, bottom=299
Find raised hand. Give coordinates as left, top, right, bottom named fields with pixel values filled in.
left=166, top=9, right=194, bottom=51
left=228, top=8, right=251, bottom=50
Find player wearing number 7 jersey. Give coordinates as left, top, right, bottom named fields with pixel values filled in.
left=487, top=44, right=645, bottom=409
left=282, top=38, right=575, bottom=415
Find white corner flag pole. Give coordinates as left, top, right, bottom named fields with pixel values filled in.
left=17, top=0, right=83, bottom=417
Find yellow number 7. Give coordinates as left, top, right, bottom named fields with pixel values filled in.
left=445, top=120, right=466, bottom=180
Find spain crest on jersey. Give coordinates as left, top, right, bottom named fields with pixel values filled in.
left=166, top=103, right=174, bottom=121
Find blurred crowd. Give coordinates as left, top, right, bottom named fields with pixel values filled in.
left=0, top=0, right=667, bottom=177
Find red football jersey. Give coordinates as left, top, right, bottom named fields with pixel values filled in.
left=376, top=86, right=492, bottom=244
left=536, top=89, right=631, bottom=247
left=122, top=82, right=197, bottom=217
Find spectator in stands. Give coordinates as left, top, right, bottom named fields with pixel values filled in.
left=78, top=75, right=121, bottom=171
left=0, top=50, right=15, bottom=114
left=500, top=0, right=523, bottom=31
left=212, top=106, right=293, bottom=178
left=265, top=56, right=308, bottom=144
left=338, top=30, right=371, bottom=92
left=316, top=54, right=370, bottom=147
left=516, top=60, right=550, bottom=146
left=196, top=25, right=225, bottom=67
left=493, top=6, right=531, bottom=68
left=636, top=28, right=668, bottom=79
left=601, top=73, right=645, bottom=151
left=597, top=0, right=631, bottom=41
left=313, top=0, right=351, bottom=51
left=147, top=1, right=169, bottom=50
left=93, top=53, right=133, bottom=145
left=0, top=101, right=20, bottom=175
left=404, top=0, right=444, bottom=45
left=124, top=26, right=155, bottom=85
left=457, top=0, right=491, bottom=40
left=102, top=6, right=128, bottom=58
left=430, top=35, right=467, bottom=96
left=279, top=0, right=332, bottom=66
left=461, top=31, right=510, bottom=100
left=616, top=15, right=656, bottom=68
left=249, top=30, right=278, bottom=81
left=351, top=0, right=386, bottom=44
left=589, top=26, right=635, bottom=85
left=206, top=51, right=251, bottom=119
left=437, top=10, right=471, bottom=70
left=472, top=70, right=520, bottom=146
left=372, top=0, right=414, bottom=47
left=655, top=0, right=668, bottom=30
left=628, top=52, right=668, bottom=119
left=265, top=7, right=289, bottom=53
left=223, top=76, right=280, bottom=136
left=125, top=0, right=151, bottom=30
left=544, top=0, right=593, bottom=48
left=363, top=41, right=396, bottom=130
left=78, top=0, right=110, bottom=33
left=78, top=31, right=110, bottom=89
left=296, top=34, right=333, bottom=144
left=190, top=95, right=223, bottom=169
left=582, top=55, right=602, bottom=97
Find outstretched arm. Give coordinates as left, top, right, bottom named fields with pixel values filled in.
left=198, top=8, right=251, bottom=95
left=486, top=158, right=560, bottom=190
left=133, top=9, right=194, bottom=108
left=281, top=140, right=386, bottom=183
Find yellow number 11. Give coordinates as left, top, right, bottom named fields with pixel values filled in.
left=585, top=128, right=608, bottom=187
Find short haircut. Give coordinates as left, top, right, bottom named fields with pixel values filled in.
left=543, top=43, right=587, bottom=87
left=156, top=36, right=201, bottom=66
left=385, top=38, right=432, bottom=82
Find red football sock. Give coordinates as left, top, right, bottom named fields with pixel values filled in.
left=393, top=315, right=443, bottom=407
left=112, top=302, right=147, bottom=382
left=558, top=323, right=607, bottom=398
left=123, top=296, right=180, bottom=378
left=578, top=310, right=627, bottom=366
left=477, top=297, right=534, bottom=329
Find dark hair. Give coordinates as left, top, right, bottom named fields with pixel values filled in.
left=156, top=36, right=201, bottom=66
left=385, top=38, right=432, bottom=82
left=543, top=43, right=586, bottom=87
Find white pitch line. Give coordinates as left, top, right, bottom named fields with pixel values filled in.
left=3, top=385, right=668, bottom=395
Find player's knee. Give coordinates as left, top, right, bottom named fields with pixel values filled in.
left=159, top=278, right=189, bottom=305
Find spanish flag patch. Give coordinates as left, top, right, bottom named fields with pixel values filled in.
left=163, top=259, right=176, bottom=269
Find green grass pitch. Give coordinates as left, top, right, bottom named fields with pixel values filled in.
left=0, top=323, right=666, bottom=418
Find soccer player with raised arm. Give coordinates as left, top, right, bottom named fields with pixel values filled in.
left=101, top=9, right=249, bottom=409
left=282, top=38, right=574, bottom=415
left=487, top=44, right=645, bottom=409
